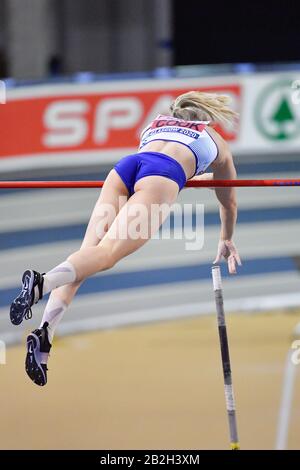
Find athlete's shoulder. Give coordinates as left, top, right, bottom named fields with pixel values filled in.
left=206, top=126, right=230, bottom=149
left=206, top=126, right=233, bottom=165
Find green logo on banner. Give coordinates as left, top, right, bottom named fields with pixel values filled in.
left=255, top=79, right=300, bottom=141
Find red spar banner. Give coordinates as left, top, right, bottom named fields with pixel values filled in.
left=0, top=83, right=241, bottom=159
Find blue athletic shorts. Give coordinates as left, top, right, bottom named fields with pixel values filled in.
left=114, top=151, right=187, bottom=196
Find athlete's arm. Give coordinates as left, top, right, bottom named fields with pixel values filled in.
left=211, top=150, right=241, bottom=274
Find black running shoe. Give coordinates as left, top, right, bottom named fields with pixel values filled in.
left=10, top=270, right=44, bottom=325
left=25, top=322, right=52, bottom=387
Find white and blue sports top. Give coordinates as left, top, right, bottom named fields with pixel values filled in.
left=139, top=114, right=218, bottom=175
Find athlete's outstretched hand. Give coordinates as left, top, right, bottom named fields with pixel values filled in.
left=213, top=240, right=242, bottom=274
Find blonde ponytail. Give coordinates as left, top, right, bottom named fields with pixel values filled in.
left=170, top=91, right=238, bottom=126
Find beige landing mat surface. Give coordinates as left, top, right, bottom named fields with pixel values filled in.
left=1, top=311, right=299, bottom=449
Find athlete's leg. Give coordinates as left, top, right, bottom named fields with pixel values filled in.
left=14, top=174, right=178, bottom=326
left=40, top=169, right=128, bottom=342
left=63, top=176, right=179, bottom=279
left=24, top=170, right=130, bottom=386
left=24, top=176, right=179, bottom=386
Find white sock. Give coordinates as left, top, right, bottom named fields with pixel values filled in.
left=40, top=296, right=68, bottom=344
left=42, top=261, right=76, bottom=296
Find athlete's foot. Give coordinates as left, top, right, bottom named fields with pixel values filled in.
left=10, top=270, right=44, bottom=325
left=25, top=322, right=52, bottom=386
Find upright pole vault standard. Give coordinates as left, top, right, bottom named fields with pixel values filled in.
left=212, top=266, right=240, bottom=450
left=0, top=179, right=300, bottom=189
left=276, top=322, right=300, bottom=450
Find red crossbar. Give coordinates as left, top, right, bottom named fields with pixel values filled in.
left=0, top=179, right=300, bottom=189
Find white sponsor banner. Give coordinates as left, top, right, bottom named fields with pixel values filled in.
left=0, top=72, right=299, bottom=171
left=235, top=73, right=300, bottom=155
